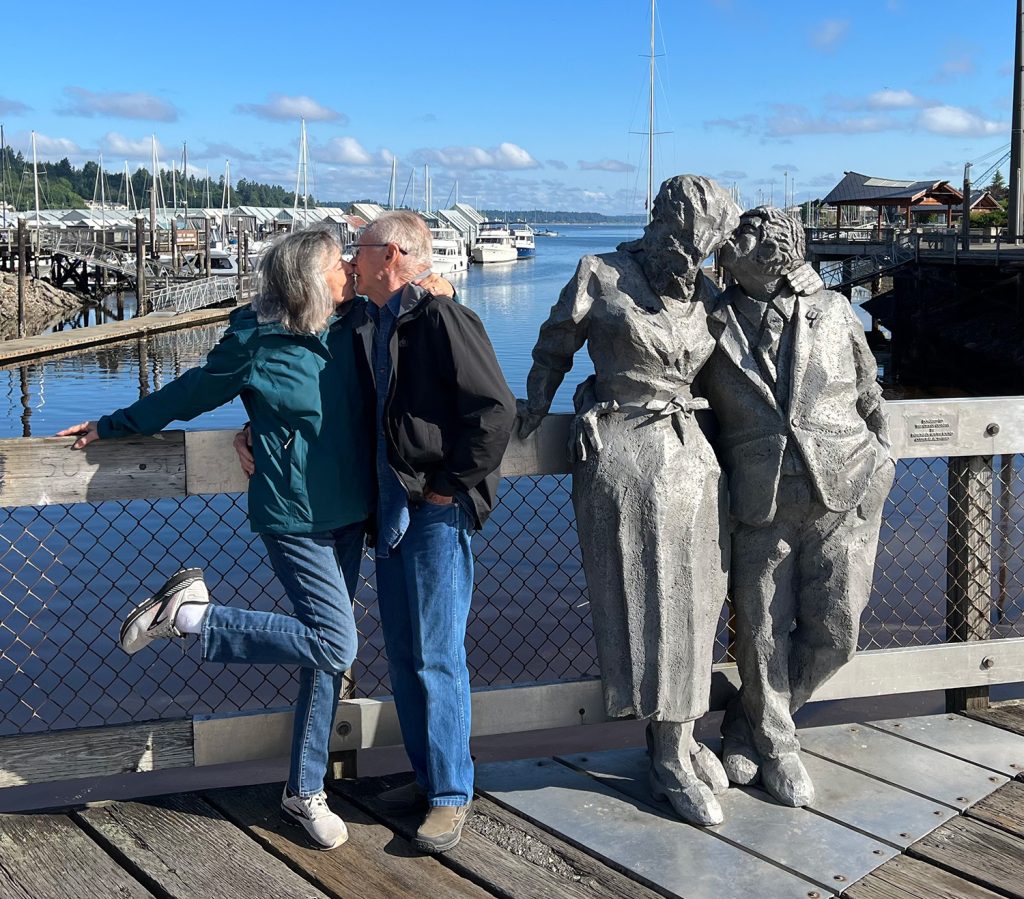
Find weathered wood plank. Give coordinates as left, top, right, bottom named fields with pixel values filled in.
left=76, top=793, right=332, bottom=899
left=333, top=773, right=666, bottom=899
left=963, top=699, right=1024, bottom=736
left=184, top=430, right=248, bottom=495
left=0, top=719, right=193, bottom=787
left=204, top=781, right=491, bottom=899
left=966, top=781, right=1024, bottom=838
left=908, top=816, right=1024, bottom=898
left=846, top=853, right=1003, bottom=899
left=0, top=811, right=155, bottom=899
left=0, top=433, right=185, bottom=507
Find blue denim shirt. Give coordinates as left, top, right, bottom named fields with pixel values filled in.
left=369, top=292, right=410, bottom=556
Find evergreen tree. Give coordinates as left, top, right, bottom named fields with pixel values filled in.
left=988, top=170, right=1008, bottom=202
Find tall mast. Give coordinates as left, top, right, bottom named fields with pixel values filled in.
left=98, top=153, right=106, bottom=231
left=424, top=163, right=430, bottom=213
left=150, top=135, right=158, bottom=245
left=182, top=141, right=188, bottom=228
left=293, top=118, right=309, bottom=227
left=205, top=166, right=211, bottom=208
left=647, top=0, right=655, bottom=223
left=222, top=159, right=231, bottom=210
left=1009, top=0, right=1024, bottom=241
left=31, top=131, right=41, bottom=236
left=389, top=157, right=397, bottom=210
left=1, top=123, right=7, bottom=228
left=171, top=159, right=177, bottom=212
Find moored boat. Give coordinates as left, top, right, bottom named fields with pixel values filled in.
left=471, top=222, right=517, bottom=264
left=430, top=226, right=468, bottom=274
left=511, top=222, right=536, bottom=258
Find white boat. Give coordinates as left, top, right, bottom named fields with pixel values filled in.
left=430, top=227, right=468, bottom=274
left=471, top=222, right=517, bottom=264
left=510, top=222, right=536, bottom=258
left=535, top=228, right=559, bottom=238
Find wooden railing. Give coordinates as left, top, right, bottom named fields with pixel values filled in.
left=1, top=398, right=1023, bottom=787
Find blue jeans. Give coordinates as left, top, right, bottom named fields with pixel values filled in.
left=201, top=521, right=364, bottom=797
left=376, top=501, right=474, bottom=806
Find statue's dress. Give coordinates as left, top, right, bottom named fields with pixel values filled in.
left=526, top=251, right=728, bottom=721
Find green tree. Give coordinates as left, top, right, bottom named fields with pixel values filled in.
left=988, top=170, right=1008, bottom=202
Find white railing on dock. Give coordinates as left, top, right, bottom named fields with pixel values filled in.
left=0, top=398, right=1023, bottom=786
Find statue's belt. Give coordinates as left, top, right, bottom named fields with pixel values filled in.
left=570, top=396, right=709, bottom=461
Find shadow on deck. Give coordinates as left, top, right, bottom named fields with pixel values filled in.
left=6, top=705, right=1024, bottom=899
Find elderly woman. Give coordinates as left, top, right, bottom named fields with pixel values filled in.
left=58, top=227, right=391, bottom=850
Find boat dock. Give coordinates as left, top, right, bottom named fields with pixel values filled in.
left=0, top=303, right=245, bottom=368
left=4, top=707, right=1024, bottom=899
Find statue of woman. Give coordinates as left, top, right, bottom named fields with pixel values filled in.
left=517, top=176, right=740, bottom=825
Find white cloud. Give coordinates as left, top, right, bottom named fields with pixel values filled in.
left=867, top=89, right=921, bottom=109
left=99, top=132, right=166, bottom=158
left=9, top=131, right=84, bottom=158
left=917, top=105, right=1006, bottom=137
left=410, top=142, right=539, bottom=170
left=810, top=19, right=849, bottom=52
left=59, top=87, right=178, bottom=122
left=579, top=158, right=636, bottom=173
left=235, top=94, right=345, bottom=123
left=314, top=136, right=374, bottom=165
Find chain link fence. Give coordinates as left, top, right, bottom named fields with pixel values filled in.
left=2, top=456, right=1023, bottom=737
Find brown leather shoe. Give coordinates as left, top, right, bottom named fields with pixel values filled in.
left=412, top=801, right=473, bottom=853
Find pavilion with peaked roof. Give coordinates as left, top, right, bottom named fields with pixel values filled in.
left=823, top=172, right=965, bottom=227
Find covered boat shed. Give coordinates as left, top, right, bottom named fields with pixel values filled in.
left=823, top=172, right=964, bottom=227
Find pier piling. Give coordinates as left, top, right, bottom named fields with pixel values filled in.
left=16, top=218, right=26, bottom=339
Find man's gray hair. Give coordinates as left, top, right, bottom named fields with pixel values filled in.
left=365, top=210, right=432, bottom=274
left=252, top=227, right=339, bottom=334
left=747, top=205, right=805, bottom=275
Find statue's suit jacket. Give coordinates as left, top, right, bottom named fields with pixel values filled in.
left=702, top=286, right=889, bottom=527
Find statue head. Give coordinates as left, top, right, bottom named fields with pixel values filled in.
left=620, top=174, right=740, bottom=297
left=720, top=206, right=806, bottom=292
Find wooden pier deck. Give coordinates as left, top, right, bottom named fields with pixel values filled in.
left=7, top=707, right=1024, bottom=899
left=0, top=305, right=241, bottom=368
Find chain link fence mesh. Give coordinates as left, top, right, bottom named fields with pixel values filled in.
left=2, top=456, right=1023, bottom=737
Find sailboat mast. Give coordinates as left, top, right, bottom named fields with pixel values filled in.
left=389, top=157, right=397, bottom=210
left=182, top=142, right=188, bottom=229
left=150, top=135, right=158, bottom=246
left=1, top=123, right=7, bottom=228
left=647, top=0, right=655, bottom=224
left=99, top=153, right=106, bottom=231
left=31, top=131, right=41, bottom=233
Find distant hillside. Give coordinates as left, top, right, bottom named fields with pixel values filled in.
left=479, top=210, right=645, bottom=225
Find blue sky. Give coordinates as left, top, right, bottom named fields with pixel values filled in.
left=0, top=0, right=1016, bottom=214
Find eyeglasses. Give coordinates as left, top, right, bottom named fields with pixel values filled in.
left=343, top=242, right=409, bottom=261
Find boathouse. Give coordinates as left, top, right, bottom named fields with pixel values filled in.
left=823, top=171, right=965, bottom=228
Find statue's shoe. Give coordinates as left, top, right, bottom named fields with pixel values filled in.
left=722, top=736, right=761, bottom=786
left=648, top=768, right=724, bottom=826
left=690, top=739, right=729, bottom=794
left=761, top=752, right=815, bottom=807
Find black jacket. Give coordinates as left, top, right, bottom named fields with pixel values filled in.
left=352, top=284, right=516, bottom=529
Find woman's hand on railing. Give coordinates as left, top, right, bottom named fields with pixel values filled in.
left=56, top=421, right=100, bottom=449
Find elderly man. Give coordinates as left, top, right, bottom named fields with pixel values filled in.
left=349, top=211, right=515, bottom=852
left=700, top=206, right=894, bottom=807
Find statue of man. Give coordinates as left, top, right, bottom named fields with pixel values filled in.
left=518, top=175, right=740, bottom=825
left=700, top=206, right=895, bottom=807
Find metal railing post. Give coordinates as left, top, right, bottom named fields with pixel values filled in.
left=945, top=454, right=994, bottom=712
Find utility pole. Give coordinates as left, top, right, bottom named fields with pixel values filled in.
left=1010, top=0, right=1024, bottom=241
left=962, top=163, right=972, bottom=253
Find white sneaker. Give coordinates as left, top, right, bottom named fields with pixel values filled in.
left=280, top=787, right=349, bottom=850
left=119, top=568, right=209, bottom=655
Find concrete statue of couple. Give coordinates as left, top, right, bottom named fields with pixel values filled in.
left=517, top=175, right=895, bottom=826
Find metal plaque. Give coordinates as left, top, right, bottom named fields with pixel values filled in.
left=903, top=410, right=959, bottom=451
left=799, top=723, right=1007, bottom=809
left=476, top=757, right=831, bottom=899
left=558, top=749, right=895, bottom=891
left=867, top=714, right=1024, bottom=777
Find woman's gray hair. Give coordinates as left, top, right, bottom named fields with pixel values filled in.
left=252, top=227, right=340, bottom=334
left=365, top=210, right=433, bottom=275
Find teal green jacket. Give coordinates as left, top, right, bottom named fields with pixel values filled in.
left=98, top=305, right=374, bottom=536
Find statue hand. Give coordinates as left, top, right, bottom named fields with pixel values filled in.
left=516, top=399, right=545, bottom=439
left=786, top=262, right=823, bottom=296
